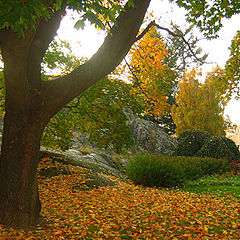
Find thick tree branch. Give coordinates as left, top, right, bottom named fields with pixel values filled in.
left=0, top=30, right=37, bottom=103
left=42, top=0, right=151, bottom=121
left=0, top=30, right=7, bottom=46
left=27, top=8, right=66, bottom=89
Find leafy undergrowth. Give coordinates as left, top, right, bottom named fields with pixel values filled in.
left=0, top=157, right=240, bottom=239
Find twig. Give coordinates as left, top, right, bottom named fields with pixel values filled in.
left=153, top=22, right=204, bottom=63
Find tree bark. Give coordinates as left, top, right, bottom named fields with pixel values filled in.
left=0, top=28, right=47, bottom=227
left=0, top=0, right=151, bottom=228
left=0, top=109, right=42, bottom=227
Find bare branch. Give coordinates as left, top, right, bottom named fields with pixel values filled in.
left=82, top=94, right=104, bottom=110
left=152, top=22, right=205, bottom=64
left=64, top=96, right=82, bottom=109
left=135, top=21, right=155, bottom=42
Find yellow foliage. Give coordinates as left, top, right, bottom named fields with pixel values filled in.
left=172, top=69, right=225, bottom=136
left=128, top=27, right=176, bottom=117
left=205, top=65, right=231, bottom=106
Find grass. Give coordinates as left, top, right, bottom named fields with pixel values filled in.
left=182, top=173, right=240, bottom=199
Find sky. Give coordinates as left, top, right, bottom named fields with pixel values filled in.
left=57, top=0, right=240, bottom=125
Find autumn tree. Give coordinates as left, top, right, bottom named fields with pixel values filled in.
left=126, top=27, right=177, bottom=118
left=225, top=30, right=240, bottom=97
left=0, top=0, right=151, bottom=228
left=171, top=69, right=225, bottom=136
left=205, top=65, right=231, bottom=107
left=201, top=32, right=240, bottom=106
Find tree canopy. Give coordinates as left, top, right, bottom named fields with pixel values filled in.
left=0, top=0, right=128, bottom=36
left=171, top=0, right=240, bottom=38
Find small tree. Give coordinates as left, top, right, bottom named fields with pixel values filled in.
left=171, top=69, right=225, bottom=136
left=128, top=27, right=177, bottom=118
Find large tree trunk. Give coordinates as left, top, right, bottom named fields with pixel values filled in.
left=0, top=106, right=43, bottom=227
left=0, top=0, right=151, bottom=228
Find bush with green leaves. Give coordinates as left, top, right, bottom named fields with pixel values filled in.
left=126, top=153, right=231, bottom=188
left=173, top=129, right=211, bottom=156
left=197, top=136, right=240, bottom=161
left=222, top=137, right=240, bottom=160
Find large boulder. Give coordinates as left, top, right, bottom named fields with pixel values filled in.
left=39, top=148, right=120, bottom=190
left=123, top=108, right=177, bottom=155
left=40, top=147, right=126, bottom=179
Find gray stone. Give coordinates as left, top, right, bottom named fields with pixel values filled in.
left=70, top=133, right=96, bottom=149
left=71, top=173, right=117, bottom=191
left=39, top=166, right=70, bottom=178
left=123, top=108, right=177, bottom=155
left=84, top=173, right=117, bottom=188
left=40, top=148, right=126, bottom=179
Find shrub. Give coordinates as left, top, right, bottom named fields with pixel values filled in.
left=173, top=129, right=211, bottom=156
left=222, top=137, right=240, bottom=160
left=126, top=153, right=230, bottom=188
left=126, top=153, right=185, bottom=187
left=197, top=136, right=240, bottom=161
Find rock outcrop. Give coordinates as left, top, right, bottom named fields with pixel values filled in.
left=123, top=108, right=177, bottom=155
left=40, top=147, right=126, bottom=179
left=40, top=148, right=120, bottom=190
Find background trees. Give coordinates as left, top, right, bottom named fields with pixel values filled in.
left=42, top=77, right=142, bottom=152
left=172, top=69, right=225, bottom=136
left=225, top=31, right=240, bottom=98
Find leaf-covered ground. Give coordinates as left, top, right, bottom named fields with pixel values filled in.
left=0, top=157, right=239, bottom=239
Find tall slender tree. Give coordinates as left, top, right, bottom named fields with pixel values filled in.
left=171, top=69, right=225, bottom=136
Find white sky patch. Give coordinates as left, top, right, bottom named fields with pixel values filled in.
left=57, top=10, right=105, bottom=59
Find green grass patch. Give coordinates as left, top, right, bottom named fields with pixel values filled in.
left=182, top=173, right=240, bottom=199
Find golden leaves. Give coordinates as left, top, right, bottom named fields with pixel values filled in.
left=0, top=157, right=240, bottom=239
left=172, top=68, right=225, bottom=136
left=128, top=27, right=176, bottom=118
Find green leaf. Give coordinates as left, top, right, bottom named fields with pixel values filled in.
left=127, top=0, right=135, bottom=8
left=74, top=19, right=85, bottom=30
